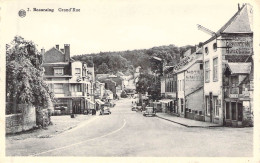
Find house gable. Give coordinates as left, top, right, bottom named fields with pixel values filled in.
left=44, top=47, right=66, bottom=63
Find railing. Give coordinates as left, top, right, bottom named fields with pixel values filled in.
left=224, top=86, right=250, bottom=99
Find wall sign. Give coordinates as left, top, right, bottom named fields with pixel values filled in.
left=224, top=36, right=253, bottom=55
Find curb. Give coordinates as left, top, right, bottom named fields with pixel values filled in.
left=155, top=115, right=223, bottom=128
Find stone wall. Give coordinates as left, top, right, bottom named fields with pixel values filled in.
left=6, top=104, right=36, bottom=134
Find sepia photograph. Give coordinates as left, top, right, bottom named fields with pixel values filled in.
left=0, top=0, right=259, bottom=162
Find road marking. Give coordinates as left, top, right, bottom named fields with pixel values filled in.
left=59, top=116, right=99, bottom=135
left=31, top=119, right=127, bottom=156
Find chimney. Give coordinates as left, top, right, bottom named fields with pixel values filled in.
left=64, top=44, right=70, bottom=62
left=41, top=48, right=45, bottom=62
left=56, top=44, right=59, bottom=50
left=41, top=48, right=45, bottom=55
left=238, top=3, right=240, bottom=11
left=60, top=48, right=64, bottom=53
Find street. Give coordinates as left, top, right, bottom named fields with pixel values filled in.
left=6, top=98, right=253, bottom=157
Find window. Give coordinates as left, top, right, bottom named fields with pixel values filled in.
left=75, top=68, right=81, bottom=76
left=182, top=79, right=184, bottom=91
left=71, top=84, right=82, bottom=92
left=213, top=43, right=217, bottom=51
left=231, top=76, right=239, bottom=85
left=213, top=97, right=219, bottom=117
left=213, top=58, right=218, bottom=81
left=54, top=68, right=64, bottom=75
left=231, top=102, right=236, bottom=120
left=54, top=84, right=64, bottom=93
left=205, top=96, right=210, bottom=115
left=181, top=99, right=184, bottom=113
left=178, top=80, right=180, bottom=91
left=226, top=102, right=230, bottom=119
left=199, top=111, right=203, bottom=115
left=200, top=64, right=203, bottom=70
left=205, top=61, right=210, bottom=82
left=205, top=47, right=209, bottom=54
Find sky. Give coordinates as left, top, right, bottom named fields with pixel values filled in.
left=1, top=0, right=257, bottom=56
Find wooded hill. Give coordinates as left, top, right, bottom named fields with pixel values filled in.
left=72, top=44, right=194, bottom=75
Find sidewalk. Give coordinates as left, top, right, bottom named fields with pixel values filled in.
left=6, top=114, right=98, bottom=141
left=156, top=113, right=222, bottom=128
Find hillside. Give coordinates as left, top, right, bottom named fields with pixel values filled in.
left=72, top=44, right=194, bottom=75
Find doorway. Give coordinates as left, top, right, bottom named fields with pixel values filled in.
left=238, top=102, right=243, bottom=121
left=73, top=100, right=82, bottom=114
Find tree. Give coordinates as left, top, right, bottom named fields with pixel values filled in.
left=97, top=63, right=110, bottom=74
left=6, top=36, right=54, bottom=113
left=136, top=72, right=161, bottom=101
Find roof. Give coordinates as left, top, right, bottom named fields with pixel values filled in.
left=163, top=66, right=174, bottom=73
left=42, top=62, right=70, bottom=65
left=45, top=47, right=65, bottom=55
left=116, top=72, right=125, bottom=76
left=108, top=74, right=117, bottom=78
left=96, top=74, right=110, bottom=79
left=226, top=62, right=251, bottom=74
left=185, top=86, right=203, bottom=97
left=151, top=56, right=162, bottom=61
left=203, top=4, right=253, bottom=45
left=176, top=56, right=203, bottom=73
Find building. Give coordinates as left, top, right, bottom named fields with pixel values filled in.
left=42, top=44, right=95, bottom=115
left=176, top=54, right=204, bottom=119
left=202, top=3, right=253, bottom=125
left=223, top=62, right=253, bottom=127
left=160, top=66, right=177, bottom=113
left=94, top=81, right=105, bottom=99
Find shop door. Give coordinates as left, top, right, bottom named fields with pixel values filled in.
left=209, top=92, right=213, bottom=122
left=231, top=102, right=237, bottom=120
left=73, top=100, right=81, bottom=114
left=170, top=101, right=173, bottom=112
left=238, top=103, right=243, bottom=121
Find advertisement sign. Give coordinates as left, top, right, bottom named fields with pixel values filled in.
left=224, top=36, right=253, bottom=55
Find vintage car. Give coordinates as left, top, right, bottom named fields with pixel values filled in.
left=131, top=105, right=137, bottom=111
left=100, top=106, right=111, bottom=115
left=143, top=106, right=156, bottom=117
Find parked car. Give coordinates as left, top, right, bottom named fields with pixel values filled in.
left=131, top=106, right=137, bottom=111
left=143, top=106, right=156, bottom=117
left=100, top=106, right=111, bottom=115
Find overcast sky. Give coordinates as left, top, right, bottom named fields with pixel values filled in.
left=1, top=0, right=256, bottom=56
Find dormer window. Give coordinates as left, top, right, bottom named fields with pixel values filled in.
left=54, top=67, right=64, bottom=75
left=75, top=68, right=81, bottom=76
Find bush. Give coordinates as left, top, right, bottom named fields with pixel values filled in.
left=36, top=108, right=52, bottom=128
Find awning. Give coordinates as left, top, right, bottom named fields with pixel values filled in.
left=226, top=62, right=251, bottom=74
left=159, top=99, right=173, bottom=103
left=95, top=99, right=105, bottom=105
left=86, top=98, right=95, bottom=105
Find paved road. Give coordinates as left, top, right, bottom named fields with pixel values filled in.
left=6, top=98, right=253, bottom=157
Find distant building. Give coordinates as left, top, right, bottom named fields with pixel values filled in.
left=160, top=66, right=177, bottom=113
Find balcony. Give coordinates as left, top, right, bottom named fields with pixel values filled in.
left=224, top=87, right=250, bottom=99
